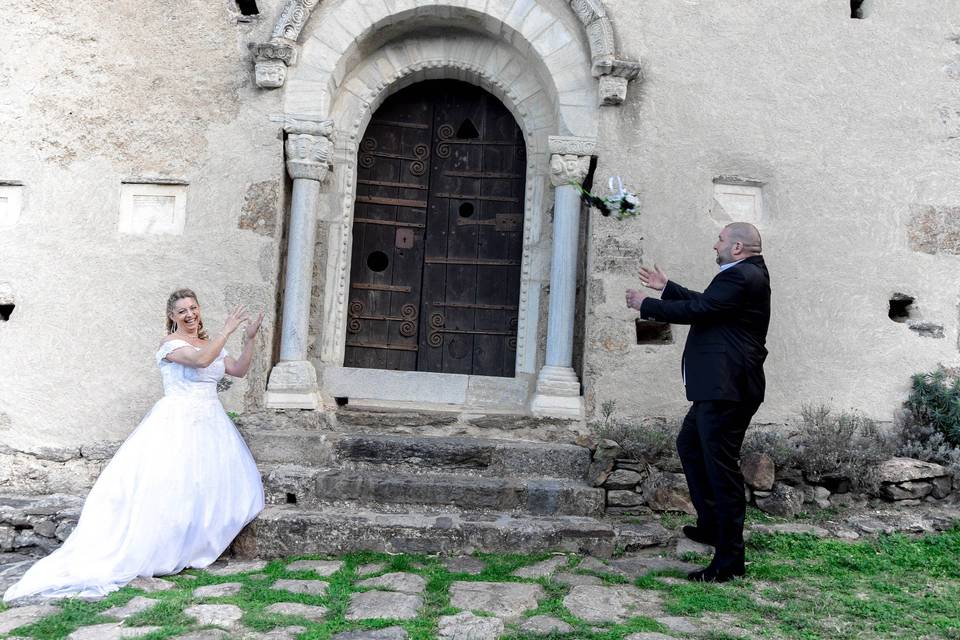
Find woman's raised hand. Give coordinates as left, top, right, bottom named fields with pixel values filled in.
left=244, top=311, right=264, bottom=341
left=222, top=305, right=249, bottom=336
left=638, top=264, right=668, bottom=291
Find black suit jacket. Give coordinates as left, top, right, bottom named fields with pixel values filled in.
left=639, top=256, right=771, bottom=403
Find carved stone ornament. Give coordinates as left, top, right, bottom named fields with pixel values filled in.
left=252, top=40, right=296, bottom=89
left=548, top=136, right=596, bottom=157
left=284, top=119, right=334, bottom=181
left=549, top=154, right=591, bottom=187
left=598, top=75, right=628, bottom=106
left=272, top=0, right=323, bottom=41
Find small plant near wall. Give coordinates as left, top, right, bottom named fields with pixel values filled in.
left=897, top=366, right=960, bottom=478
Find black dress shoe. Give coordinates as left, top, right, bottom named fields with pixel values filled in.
left=686, top=563, right=745, bottom=583
left=682, top=525, right=717, bottom=546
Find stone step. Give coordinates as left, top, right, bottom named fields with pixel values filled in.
left=232, top=505, right=617, bottom=558
left=333, top=434, right=591, bottom=480
left=261, top=465, right=604, bottom=517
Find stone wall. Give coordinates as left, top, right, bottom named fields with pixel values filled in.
left=584, top=0, right=960, bottom=423
left=0, top=1, right=287, bottom=458
left=1, top=0, right=959, bottom=482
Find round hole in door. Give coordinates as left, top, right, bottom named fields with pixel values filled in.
left=459, top=202, right=475, bottom=218
left=367, top=251, right=389, bottom=272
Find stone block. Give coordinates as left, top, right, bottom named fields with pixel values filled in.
left=238, top=180, right=280, bottom=236
left=358, top=572, right=426, bottom=594
left=442, top=556, right=485, bottom=575
left=271, top=579, right=328, bottom=595
left=265, top=602, right=328, bottom=622
left=615, top=522, right=671, bottom=549
left=346, top=591, right=422, bottom=620
left=286, top=559, right=343, bottom=575
left=882, top=481, right=933, bottom=501
left=603, top=469, right=643, bottom=490
left=0, top=604, right=60, bottom=633
left=438, top=611, right=504, bottom=639
left=641, top=471, right=695, bottom=514
left=512, top=555, right=568, bottom=578
left=907, top=205, right=960, bottom=255
left=562, top=585, right=664, bottom=623
left=879, top=458, right=950, bottom=483
left=740, top=452, right=775, bottom=491
left=755, top=483, right=804, bottom=517
left=193, top=583, right=243, bottom=598
left=449, top=581, right=544, bottom=619
left=184, top=604, right=244, bottom=627
left=519, top=615, right=573, bottom=635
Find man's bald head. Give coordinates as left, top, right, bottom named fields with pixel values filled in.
left=714, top=222, right=762, bottom=266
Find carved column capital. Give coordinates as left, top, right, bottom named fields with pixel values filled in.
left=283, top=118, right=335, bottom=182
left=252, top=40, right=296, bottom=89
left=549, top=154, right=591, bottom=187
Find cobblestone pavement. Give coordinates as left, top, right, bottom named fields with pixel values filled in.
left=0, top=504, right=957, bottom=639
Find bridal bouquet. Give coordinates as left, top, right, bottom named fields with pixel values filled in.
left=576, top=176, right=639, bottom=220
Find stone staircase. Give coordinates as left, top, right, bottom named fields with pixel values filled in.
left=232, top=411, right=626, bottom=558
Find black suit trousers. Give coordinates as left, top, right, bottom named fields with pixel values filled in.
left=676, top=399, right=760, bottom=568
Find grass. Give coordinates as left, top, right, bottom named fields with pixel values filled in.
left=3, top=527, right=960, bottom=639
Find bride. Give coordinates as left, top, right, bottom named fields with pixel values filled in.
left=4, top=288, right=265, bottom=601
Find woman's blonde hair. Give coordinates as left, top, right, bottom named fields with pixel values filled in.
left=165, top=288, right=209, bottom=339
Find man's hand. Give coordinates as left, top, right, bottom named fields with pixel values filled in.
left=626, top=288, right=647, bottom=311
left=639, top=264, right=668, bottom=291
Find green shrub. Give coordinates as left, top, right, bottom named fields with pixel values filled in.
left=906, top=366, right=960, bottom=447
left=591, top=401, right=680, bottom=462
left=741, top=428, right=799, bottom=469
left=793, top=403, right=894, bottom=493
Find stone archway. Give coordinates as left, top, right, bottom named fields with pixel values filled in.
left=258, top=0, right=641, bottom=417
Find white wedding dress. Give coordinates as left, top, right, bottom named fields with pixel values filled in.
left=4, top=340, right=264, bottom=601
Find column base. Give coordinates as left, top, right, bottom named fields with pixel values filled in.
left=530, top=365, right=584, bottom=418
left=265, top=360, right=323, bottom=410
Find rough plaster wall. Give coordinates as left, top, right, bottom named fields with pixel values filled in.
left=0, top=1, right=288, bottom=454
left=586, top=0, right=960, bottom=424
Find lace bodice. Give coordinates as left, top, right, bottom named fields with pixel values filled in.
left=155, top=339, right=228, bottom=396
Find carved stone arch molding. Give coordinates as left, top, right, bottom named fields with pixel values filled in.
left=252, top=0, right=642, bottom=106
left=263, top=0, right=630, bottom=416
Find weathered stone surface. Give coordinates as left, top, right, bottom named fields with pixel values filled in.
left=846, top=515, right=895, bottom=535
left=241, top=626, right=308, bottom=640
left=607, top=554, right=700, bottom=578
left=103, top=596, right=158, bottom=620
left=576, top=556, right=614, bottom=574
left=442, top=555, right=485, bottom=575
left=66, top=623, right=160, bottom=640
left=588, top=439, right=622, bottom=486
left=449, top=581, right=544, bottom=619
left=882, top=481, right=934, bottom=501
left=438, top=611, right=504, bottom=639
left=512, top=555, right=568, bottom=578
left=606, top=490, right=644, bottom=507
left=676, top=538, right=713, bottom=556
left=563, top=585, right=664, bottom=623
left=908, top=205, right=960, bottom=255
left=751, top=523, right=829, bottom=537
left=331, top=627, right=409, bottom=640
left=173, top=632, right=230, bottom=640
left=184, top=604, right=244, bottom=627
left=0, top=603, right=60, bottom=633
left=755, top=483, right=804, bottom=517
left=358, top=572, right=426, bottom=594
left=239, top=180, right=280, bottom=236
left=286, top=560, right=343, bottom=575
left=206, top=560, right=268, bottom=576
left=346, top=591, right=422, bottom=620
left=519, top=614, right=574, bottom=634
left=603, top=469, right=643, bottom=490
left=656, top=616, right=701, bottom=633
left=740, top=453, right=775, bottom=491
left=129, top=576, right=176, bottom=592
left=265, top=602, right=328, bottom=622
left=641, top=471, right=695, bottom=514
left=616, top=522, right=671, bottom=549
left=271, top=578, right=328, bottom=595
left=193, top=582, right=243, bottom=598
left=931, top=476, right=953, bottom=499
left=357, top=562, right=386, bottom=576
left=879, top=458, right=950, bottom=483
left=552, top=572, right=603, bottom=586
left=623, top=634, right=676, bottom=640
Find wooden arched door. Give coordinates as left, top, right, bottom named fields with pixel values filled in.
left=344, top=80, right=525, bottom=377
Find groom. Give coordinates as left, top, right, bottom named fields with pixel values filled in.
left=626, top=222, right=771, bottom=582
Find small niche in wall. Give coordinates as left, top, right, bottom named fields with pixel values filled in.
left=0, top=284, right=14, bottom=321
left=712, top=177, right=764, bottom=226
left=636, top=319, right=673, bottom=345
left=118, top=182, right=188, bottom=236
left=888, top=293, right=914, bottom=322
left=0, top=184, right=23, bottom=227
left=236, top=0, right=259, bottom=15
left=0, top=305, right=13, bottom=321
left=850, top=0, right=869, bottom=19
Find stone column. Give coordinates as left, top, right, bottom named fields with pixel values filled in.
left=265, top=117, right=334, bottom=410
left=531, top=137, right=594, bottom=418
